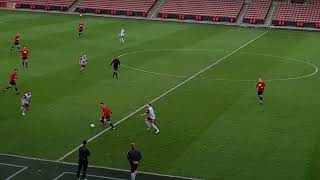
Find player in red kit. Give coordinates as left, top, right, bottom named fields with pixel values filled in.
left=21, top=47, right=29, bottom=68
left=11, top=34, right=21, bottom=52
left=3, top=68, right=19, bottom=94
left=79, top=22, right=84, bottom=37
left=256, top=78, right=266, bottom=103
left=99, top=102, right=115, bottom=130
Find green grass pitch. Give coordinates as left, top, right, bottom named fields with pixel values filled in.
left=1, top=10, right=320, bottom=180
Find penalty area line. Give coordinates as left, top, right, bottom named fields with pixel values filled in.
left=57, top=31, right=268, bottom=162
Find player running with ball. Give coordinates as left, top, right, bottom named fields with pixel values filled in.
left=21, top=91, right=32, bottom=116
left=256, top=78, right=266, bottom=104
left=142, top=103, right=160, bottom=134
left=79, top=55, right=88, bottom=73
left=99, top=102, right=115, bottom=130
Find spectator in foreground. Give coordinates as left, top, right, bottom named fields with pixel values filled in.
left=77, top=140, right=90, bottom=180
left=127, top=143, right=142, bottom=180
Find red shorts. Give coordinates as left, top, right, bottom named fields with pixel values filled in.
left=23, top=104, right=30, bottom=109
left=130, top=164, right=138, bottom=173
left=147, top=117, right=156, bottom=123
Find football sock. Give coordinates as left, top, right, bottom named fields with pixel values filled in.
left=131, top=173, right=135, bottom=180
left=115, top=72, right=118, bottom=79
left=145, top=121, right=151, bottom=128
left=113, top=72, right=116, bottom=78
left=109, top=123, right=114, bottom=128
left=151, top=124, right=159, bottom=131
left=15, top=87, right=18, bottom=92
left=22, top=61, right=25, bottom=67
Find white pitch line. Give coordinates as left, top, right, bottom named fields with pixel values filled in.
left=0, top=153, right=200, bottom=180
left=52, top=172, right=67, bottom=180
left=57, top=31, right=268, bottom=162
left=121, top=52, right=319, bottom=82
left=60, top=172, right=126, bottom=180
left=5, top=166, right=28, bottom=180
left=122, top=64, right=188, bottom=78
left=0, top=162, right=26, bottom=168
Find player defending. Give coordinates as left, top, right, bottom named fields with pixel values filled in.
left=3, top=68, right=19, bottom=94
left=141, top=103, right=160, bottom=134
left=120, top=28, right=125, bottom=44
left=79, top=55, right=88, bottom=73
left=79, top=22, right=85, bottom=37
left=21, top=46, right=29, bottom=68
left=99, top=102, right=115, bottom=130
left=256, top=78, right=266, bottom=103
left=21, top=91, right=32, bottom=116
left=110, top=58, right=121, bottom=79
left=11, top=33, right=21, bottom=52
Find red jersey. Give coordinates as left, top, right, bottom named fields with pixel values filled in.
left=79, top=23, right=84, bottom=30
left=15, top=35, right=20, bottom=43
left=21, top=48, right=29, bottom=58
left=102, top=106, right=112, bottom=119
left=256, top=81, right=266, bottom=91
left=10, top=72, right=17, bottom=81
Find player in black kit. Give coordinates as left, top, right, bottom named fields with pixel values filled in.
left=110, top=58, right=121, bottom=79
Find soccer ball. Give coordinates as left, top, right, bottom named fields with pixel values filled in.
left=90, top=124, right=95, bottom=128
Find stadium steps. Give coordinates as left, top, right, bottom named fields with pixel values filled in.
left=67, top=0, right=82, bottom=13
left=147, top=0, right=168, bottom=19
left=236, top=1, right=250, bottom=24
left=265, top=1, right=278, bottom=26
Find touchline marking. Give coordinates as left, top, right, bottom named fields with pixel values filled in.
left=57, top=31, right=268, bottom=162
left=54, top=172, right=126, bottom=180
left=4, top=166, right=28, bottom=180
left=0, top=162, right=28, bottom=180
left=0, top=153, right=201, bottom=180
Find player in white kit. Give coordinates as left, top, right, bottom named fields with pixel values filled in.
left=21, top=91, right=32, bottom=116
left=120, top=28, right=125, bottom=44
left=142, top=103, right=160, bottom=134
left=79, top=54, right=88, bottom=73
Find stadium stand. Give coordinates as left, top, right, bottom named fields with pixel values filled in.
left=0, top=0, right=76, bottom=11
left=76, top=0, right=157, bottom=17
left=273, top=1, right=320, bottom=28
left=159, top=0, right=245, bottom=23
left=0, top=0, right=6, bottom=8
left=244, top=0, right=272, bottom=24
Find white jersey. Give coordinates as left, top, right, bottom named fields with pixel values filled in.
left=79, top=56, right=88, bottom=65
left=147, top=106, right=156, bottom=119
left=22, top=93, right=31, bottom=104
left=120, top=29, right=125, bottom=37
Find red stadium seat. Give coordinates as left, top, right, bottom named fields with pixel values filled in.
left=159, top=0, right=244, bottom=23
left=78, top=0, right=156, bottom=17
left=273, top=1, right=320, bottom=27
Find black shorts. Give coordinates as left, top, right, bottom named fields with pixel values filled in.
left=100, top=116, right=111, bottom=122
left=258, top=90, right=264, bottom=96
left=9, top=80, right=16, bottom=86
left=14, top=42, right=19, bottom=45
left=79, top=29, right=83, bottom=32
left=113, top=66, right=119, bottom=71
